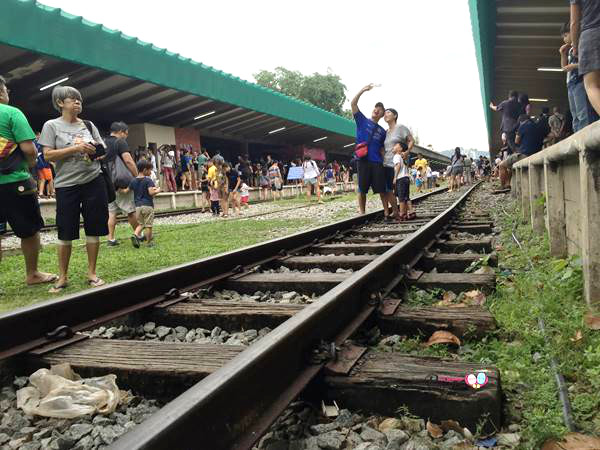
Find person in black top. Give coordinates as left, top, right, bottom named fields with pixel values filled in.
left=105, top=121, right=138, bottom=246
left=226, top=163, right=241, bottom=216
left=490, top=91, right=521, bottom=153
left=199, top=164, right=210, bottom=212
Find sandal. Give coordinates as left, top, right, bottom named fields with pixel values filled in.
left=49, top=283, right=68, bottom=294
left=407, top=212, right=417, bottom=220
left=87, top=278, right=106, bottom=288
left=27, top=273, right=58, bottom=286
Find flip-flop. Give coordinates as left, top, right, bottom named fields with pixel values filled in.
left=27, top=273, right=58, bottom=286
left=87, top=278, right=106, bottom=288
left=49, top=283, right=68, bottom=294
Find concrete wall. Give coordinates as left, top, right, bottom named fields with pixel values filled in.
left=174, top=128, right=201, bottom=153
left=511, top=121, right=600, bottom=307
left=127, top=124, right=147, bottom=151
left=562, top=161, right=581, bottom=255
left=144, top=123, right=176, bottom=147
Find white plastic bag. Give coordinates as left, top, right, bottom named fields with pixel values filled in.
left=16, top=363, right=121, bottom=418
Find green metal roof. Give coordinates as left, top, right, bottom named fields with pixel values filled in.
left=468, top=0, right=496, bottom=144
left=0, top=0, right=356, bottom=137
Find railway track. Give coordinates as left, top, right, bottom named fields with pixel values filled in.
left=0, top=184, right=502, bottom=450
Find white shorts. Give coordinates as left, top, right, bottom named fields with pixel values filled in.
left=108, top=189, right=136, bottom=215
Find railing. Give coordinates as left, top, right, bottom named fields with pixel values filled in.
left=512, top=122, right=600, bottom=307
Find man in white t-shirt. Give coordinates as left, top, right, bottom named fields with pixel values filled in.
left=302, top=155, right=322, bottom=203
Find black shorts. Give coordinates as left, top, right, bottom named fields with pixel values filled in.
left=357, top=160, right=385, bottom=194
left=395, top=177, right=410, bottom=202
left=55, top=175, right=109, bottom=241
left=383, top=166, right=395, bottom=193
left=0, top=177, right=44, bottom=238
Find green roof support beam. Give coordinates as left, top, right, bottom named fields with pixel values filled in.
left=468, top=0, right=496, bottom=147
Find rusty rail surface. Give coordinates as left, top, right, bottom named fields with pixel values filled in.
left=109, top=184, right=479, bottom=450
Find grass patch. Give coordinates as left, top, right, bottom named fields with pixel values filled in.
left=0, top=217, right=314, bottom=313
left=403, top=287, right=446, bottom=307
left=1, top=194, right=371, bottom=313
left=460, top=201, right=600, bottom=447
left=377, top=335, right=456, bottom=359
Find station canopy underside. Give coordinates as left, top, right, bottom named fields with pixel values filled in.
left=469, top=0, right=570, bottom=151
left=1, top=43, right=356, bottom=152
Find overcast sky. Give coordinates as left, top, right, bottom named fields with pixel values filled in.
left=41, top=0, right=489, bottom=153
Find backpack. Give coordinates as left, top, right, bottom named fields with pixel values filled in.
left=0, top=140, right=24, bottom=175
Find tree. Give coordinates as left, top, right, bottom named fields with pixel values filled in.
left=254, top=67, right=348, bottom=116
left=408, top=126, right=420, bottom=145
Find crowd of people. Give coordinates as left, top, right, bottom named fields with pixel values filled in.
left=147, top=146, right=355, bottom=196
left=493, top=6, right=600, bottom=190
left=0, top=77, right=364, bottom=293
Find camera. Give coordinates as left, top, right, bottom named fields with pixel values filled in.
left=88, top=142, right=106, bottom=160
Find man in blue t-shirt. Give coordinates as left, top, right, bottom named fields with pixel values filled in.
left=516, top=115, right=544, bottom=156
left=351, top=84, right=387, bottom=215
left=498, top=114, right=544, bottom=189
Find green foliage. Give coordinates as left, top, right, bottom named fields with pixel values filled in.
left=461, top=204, right=600, bottom=447
left=404, top=286, right=444, bottom=306
left=254, top=66, right=348, bottom=115
left=465, top=253, right=493, bottom=273
left=377, top=335, right=455, bottom=359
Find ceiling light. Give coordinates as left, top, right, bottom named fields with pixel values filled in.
left=343, top=143, right=354, bottom=148
left=268, top=127, right=286, bottom=134
left=194, top=111, right=216, bottom=120
left=39, top=77, right=69, bottom=91
left=537, top=67, right=563, bottom=72
left=530, top=98, right=549, bottom=102
left=313, top=136, right=328, bottom=142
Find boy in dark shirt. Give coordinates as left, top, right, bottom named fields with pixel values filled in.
left=129, top=160, right=160, bottom=247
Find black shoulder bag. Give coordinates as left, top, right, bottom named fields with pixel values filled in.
left=82, top=120, right=116, bottom=203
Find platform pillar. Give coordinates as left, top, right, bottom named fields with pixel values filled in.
left=579, top=149, right=600, bottom=307
left=544, top=161, right=567, bottom=258
left=520, top=166, right=530, bottom=223
left=529, top=163, right=545, bottom=234
left=512, top=166, right=520, bottom=199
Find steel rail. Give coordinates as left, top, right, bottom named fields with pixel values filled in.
left=110, top=183, right=478, bottom=450
left=0, top=189, right=446, bottom=359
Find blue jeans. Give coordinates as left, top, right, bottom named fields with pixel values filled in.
left=568, top=81, right=598, bottom=132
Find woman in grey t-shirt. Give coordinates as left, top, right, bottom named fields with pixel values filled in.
left=39, top=86, right=109, bottom=293
left=383, top=108, right=414, bottom=221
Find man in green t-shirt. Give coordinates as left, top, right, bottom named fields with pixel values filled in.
left=0, top=75, right=57, bottom=286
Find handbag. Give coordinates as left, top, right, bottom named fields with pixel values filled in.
left=82, top=120, right=116, bottom=203
left=354, top=124, right=378, bottom=159
left=113, top=152, right=135, bottom=189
